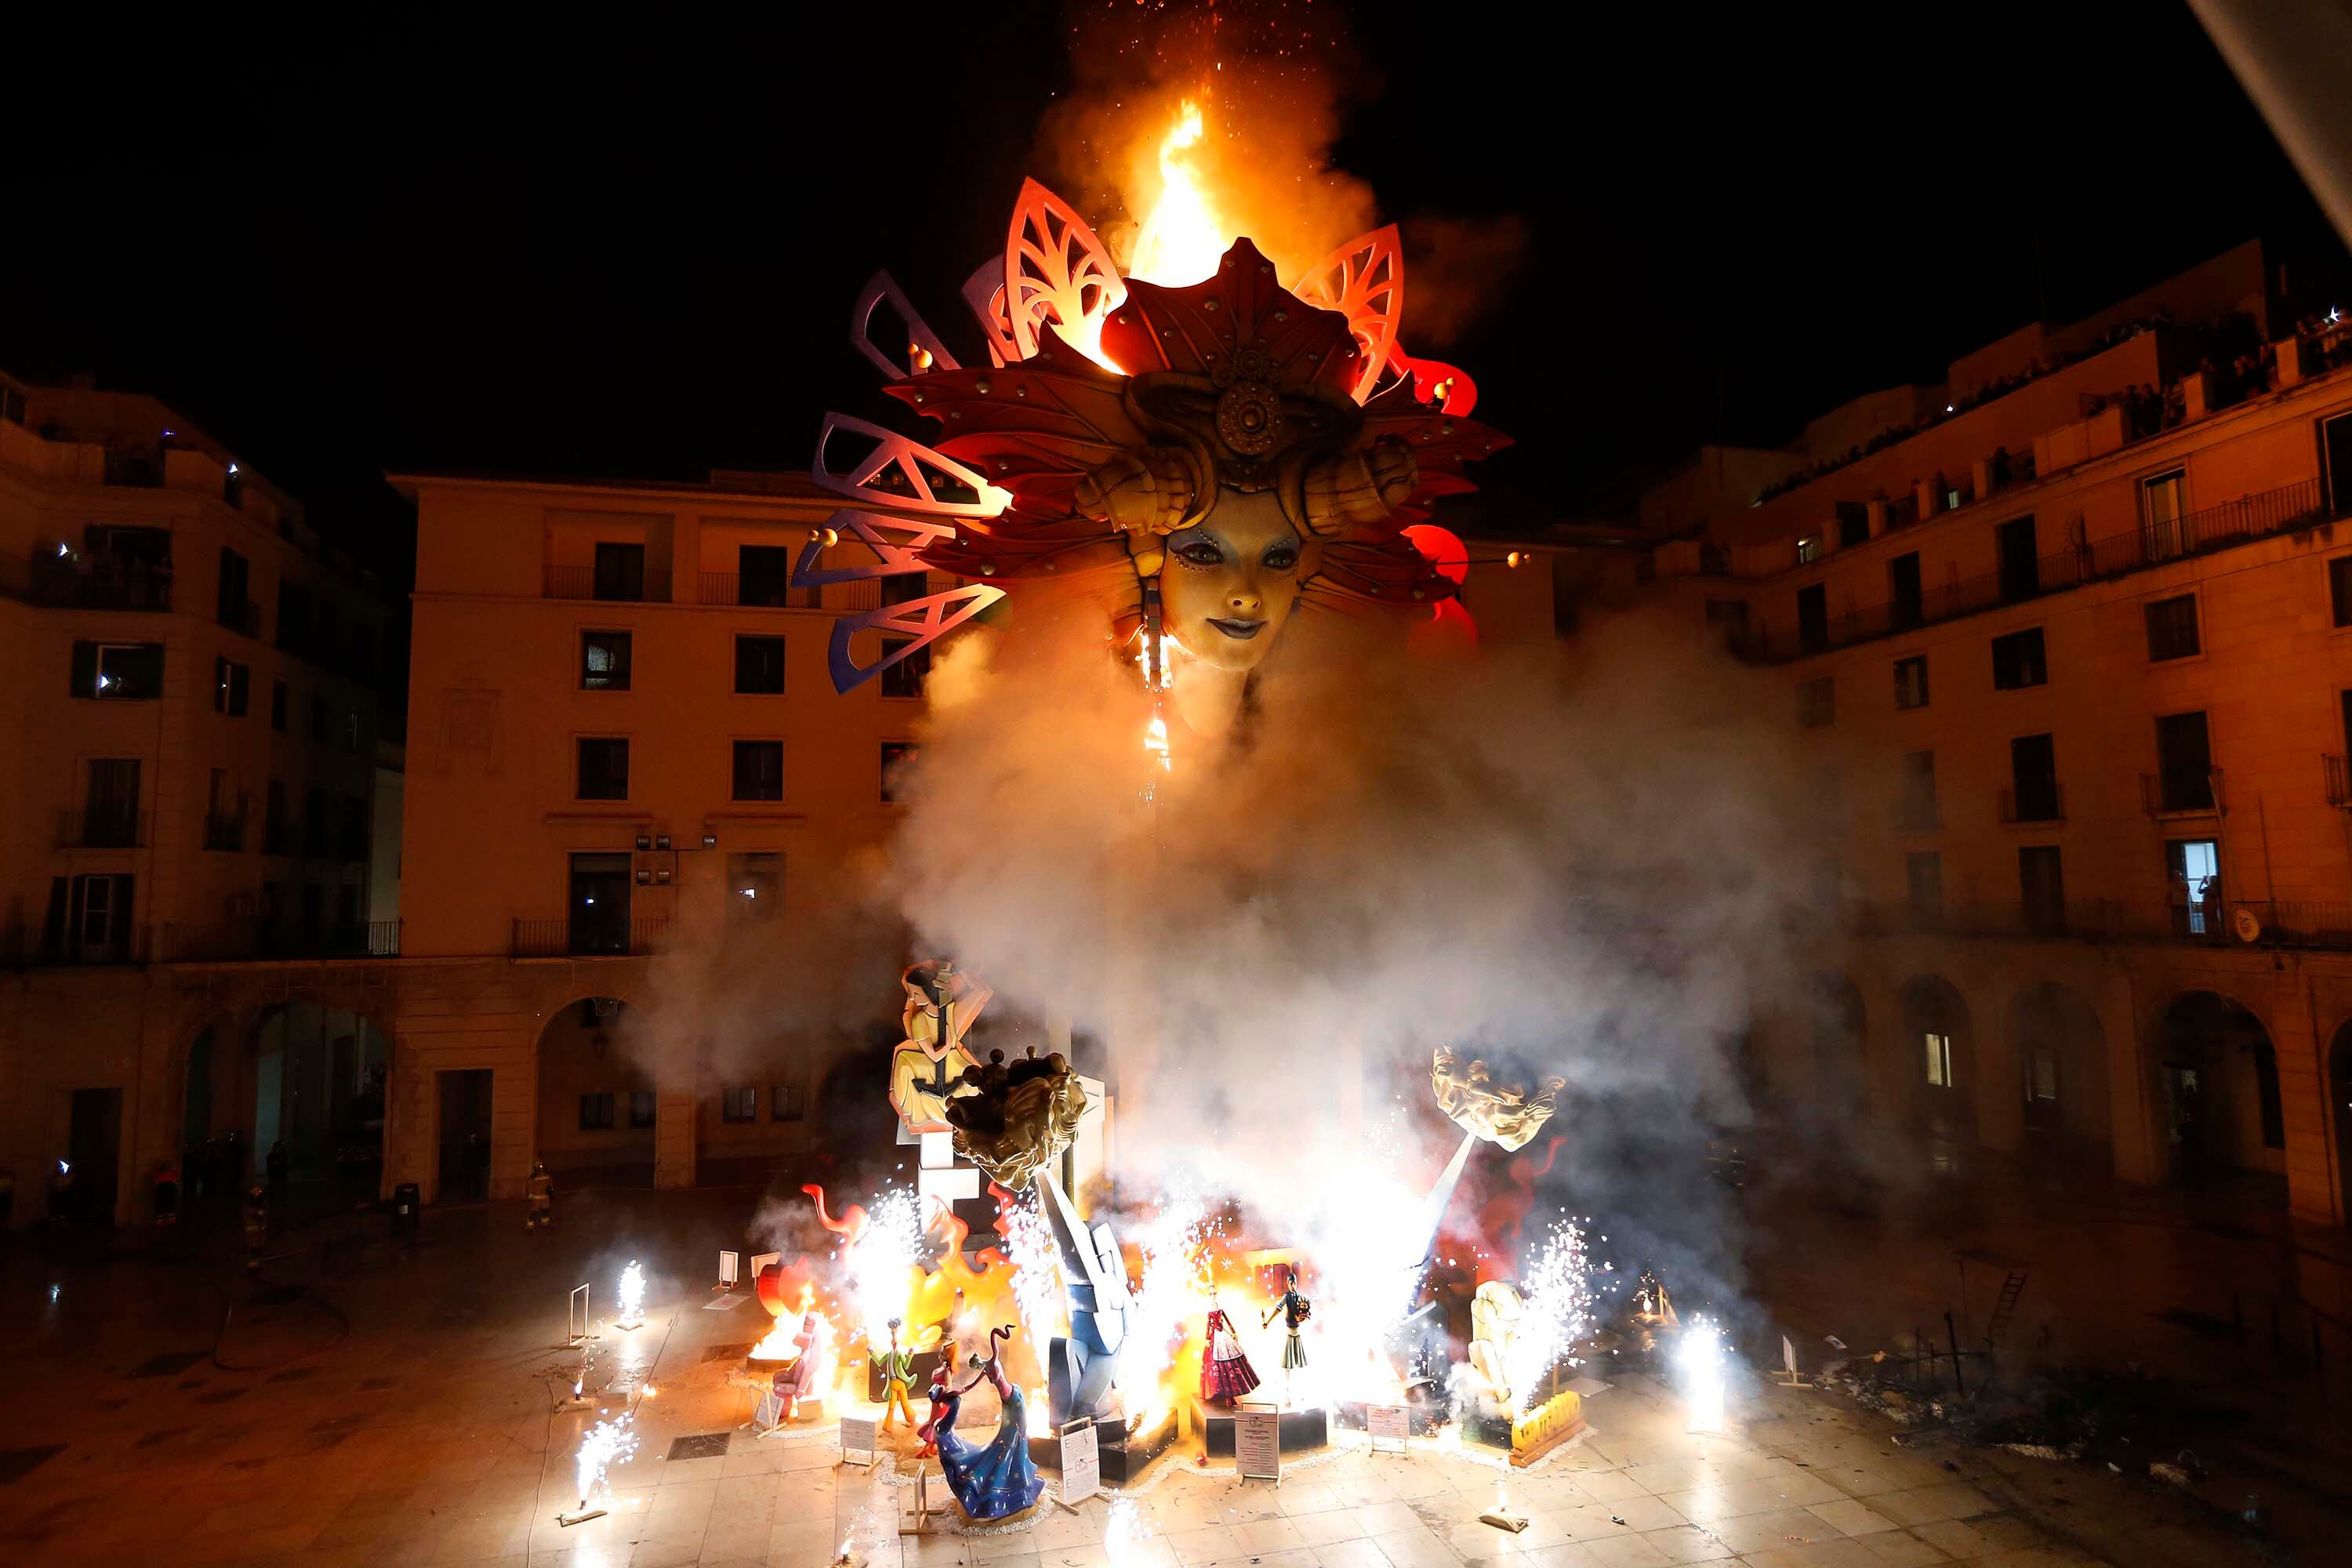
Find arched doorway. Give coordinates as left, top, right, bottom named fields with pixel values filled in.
left=2153, top=992, right=2285, bottom=1189
left=2009, top=982, right=2110, bottom=1159
left=2332, top=1022, right=2352, bottom=1225
left=252, top=1004, right=392, bottom=1204
left=1809, top=974, right=1867, bottom=1120
left=1900, top=975, right=1976, bottom=1142
left=535, top=996, right=655, bottom=1188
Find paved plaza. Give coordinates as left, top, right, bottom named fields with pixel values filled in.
left=0, top=1185, right=2319, bottom=1567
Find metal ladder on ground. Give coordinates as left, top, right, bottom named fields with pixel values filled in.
left=1986, top=1269, right=2031, bottom=1345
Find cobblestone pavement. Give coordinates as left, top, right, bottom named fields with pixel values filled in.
left=0, top=1185, right=2305, bottom=1567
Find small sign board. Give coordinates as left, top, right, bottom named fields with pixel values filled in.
left=1058, top=1418, right=1101, bottom=1507
left=1232, top=1403, right=1281, bottom=1481
left=749, top=1391, right=785, bottom=1432
left=1783, top=1335, right=1798, bottom=1376
left=838, top=1414, right=880, bottom=1469
left=1366, top=1403, right=1410, bottom=1455
left=719, top=1250, right=739, bottom=1287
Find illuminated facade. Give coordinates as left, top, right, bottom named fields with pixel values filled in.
left=0, top=368, right=395, bottom=1223
left=1582, top=242, right=2352, bottom=1231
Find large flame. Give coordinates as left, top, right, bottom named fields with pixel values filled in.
left=1129, top=100, right=1229, bottom=287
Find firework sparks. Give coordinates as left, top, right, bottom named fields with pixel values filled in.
left=1678, top=1315, right=1726, bottom=1433
left=1000, top=1186, right=1067, bottom=1341
left=574, top=1414, right=637, bottom=1509
left=616, top=1260, right=647, bottom=1324
left=844, top=1186, right=927, bottom=1350
left=1503, top=1215, right=1597, bottom=1415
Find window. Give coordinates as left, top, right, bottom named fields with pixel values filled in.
left=772, top=1084, right=806, bottom=1121
left=720, top=1087, right=757, bottom=1124
left=270, top=679, right=289, bottom=731
left=2028, top=1046, right=2060, bottom=1105
left=2008, top=734, right=2060, bottom=822
left=1923, top=1032, right=1955, bottom=1088
left=1893, top=656, right=1929, bottom=710
left=266, top=779, right=290, bottom=854
left=82, top=759, right=142, bottom=847
left=1836, top=502, right=1869, bottom=547
left=1906, top=851, right=1943, bottom=924
left=2331, top=557, right=2352, bottom=627
left=1795, top=535, right=1821, bottom=566
left=1889, top=553, right=1923, bottom=630
left=304, top=787, right=328, bottom=855
left=2141, top=469, right=2185, bottom=532
left=630, top=1091, right=657, bottom=1129
left=345, top=709, right=361, bottom=752
left=593, top=542, right=648, bottom=601
left=1991, top=627, right=2047, bottom=689
left=1898, top=750, right=1937, bottom=830
left=881, top=639, right=931, bottom=699
left=2165, top=838, right=2222, bottom=935
left=728, top=851, right=780, bottom=923
left=275, top=581, right=312, bottom=655
left=582, top=630, right=633, bottom=691
left=1996, top=514, right=2038, bottom=601
left=51, top=873, right=136, bottom=962
left=732, top=740, right=784, bottom=801
left=213, top=657, right=250, bottom=716
left=1795, top=676, right=1835, bottom=728
left=216, top=547, right=251, bottom=630
left=568, top=852, right=631, bottom=954
left=880, top=741, right=918, bottom=802
left=579, top=1093, right=616, bottom=1131
left=71, top=641, right=164, bottom=700
left=1795, top=583, right=1828, bottom=652
left=739, top=545, right=795, bottom=607
left=2154, top=711, right=2214, bottom=811
left=2323, top=410, right=2352, bottom=517
left=2020, top=844, right=2066, bottom=935
left=2145, top=593, right=2200, bottom=661
left=310, top=693, right=328, bottom=742
left=577, top=737, right=630, bottom=800
left=735, top=635, right=786, bottom=694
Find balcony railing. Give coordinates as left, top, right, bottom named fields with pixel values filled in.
left=3, top=547, right=176, bottom=611
left=698, top=572, right=819, bottom=608
left=151, top=919, right=401, bottom=963
left=1853, top=896, right=2352, bottom=951
left=543, top=565, right=673, bottom=602
left=512, top=916, right=671, bottom=958
left=1735, top=479, right=2325, bottom=662
left=203, top=808, right=248, bottom=851
left=1998, top=784, right=2064, bottom=824
left=58, top=808, right=148, bottom=848
left=2142, top=768, right=2222, bottom=816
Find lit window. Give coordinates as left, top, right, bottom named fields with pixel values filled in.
left=1924, top=1032, right=1955, bottom=1088
left=1795, top=535, right=1821, bottom=565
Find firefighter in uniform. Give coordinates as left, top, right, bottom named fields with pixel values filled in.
left=526, top=1160, right=554, bottom=1229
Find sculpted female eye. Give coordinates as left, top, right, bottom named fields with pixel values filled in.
left=1174, top=539, right=1224, bottom=568
left=1262, top=543, right=1299, bottom=571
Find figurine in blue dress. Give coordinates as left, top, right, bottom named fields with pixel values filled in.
left=935, top=1325, right=1044, bottom=1521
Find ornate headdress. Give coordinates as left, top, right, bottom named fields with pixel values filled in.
left=803, top=180, right=1511, bottom=691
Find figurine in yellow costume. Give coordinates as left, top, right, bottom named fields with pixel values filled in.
left=873, top=1316, right=920, bottom=1432
left=886, top=960, right=993, bottom=1134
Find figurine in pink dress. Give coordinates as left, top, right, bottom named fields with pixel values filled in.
left=1199, top=1298, right=1262, bottom=1406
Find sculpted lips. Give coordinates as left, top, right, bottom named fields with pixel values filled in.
left=1206, top=617, right=1265, bottom=640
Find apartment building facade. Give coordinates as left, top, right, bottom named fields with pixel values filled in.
left=1607, top=246, right=2352, bottom=1232
left=0, top=370, right=396, bottom=1224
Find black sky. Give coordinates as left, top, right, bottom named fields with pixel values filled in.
left=2, top=2, right=2343, bottom=592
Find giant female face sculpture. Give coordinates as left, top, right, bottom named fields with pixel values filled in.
left=802, top=181, right=1508, bottom=736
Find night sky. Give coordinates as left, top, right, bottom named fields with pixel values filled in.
left=3, top=2, right=2342, bottom=608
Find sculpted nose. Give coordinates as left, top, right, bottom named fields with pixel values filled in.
left=1228, top=585, right=1262, bottom=614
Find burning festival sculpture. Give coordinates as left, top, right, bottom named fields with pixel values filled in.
left=1432, top=1047, right=1569, bottom=1152
left=804, top=173, right=1509, bottom=739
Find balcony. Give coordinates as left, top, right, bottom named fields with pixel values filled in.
left=1733, top=479, right=2324, bottom=662
left=203, top=808, right=248, bottom=851
left=149, top=919, right=401, bottom=963
left=698, top=572, right=820, bottom=609
left=2, top=547, right=175, bottom=612
left=1853, top=896, right=2352, bottom=952
left=2143, top=768, right=2222, bottom=816
left=57, top=808, right=148, bottom=849
left=544, top=564, right=673, bottom=602
left=1998, top=784, right=2064, bottom=824
left=513, top=916, right=671, bottom=959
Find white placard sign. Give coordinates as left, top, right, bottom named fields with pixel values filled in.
left=719, top=1250, right=739, bottom=1286
left=1782, top=1335, right=1798, bottom=1377
left=1058, top=1419, right=1101, bottom=1506
left=839, top=1415, right=879, bottom=1468
left=1367, top=1403, right=1410, bottom=1453
left=751, top=1391, right=785, bottom=1431
left=1232, top=1404, right=1281, bottom=1481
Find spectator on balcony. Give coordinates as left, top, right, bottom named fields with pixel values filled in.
left=2169, top=866, right=2192, bottom=935
left=1991, top=446, right=2013, bottom=490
